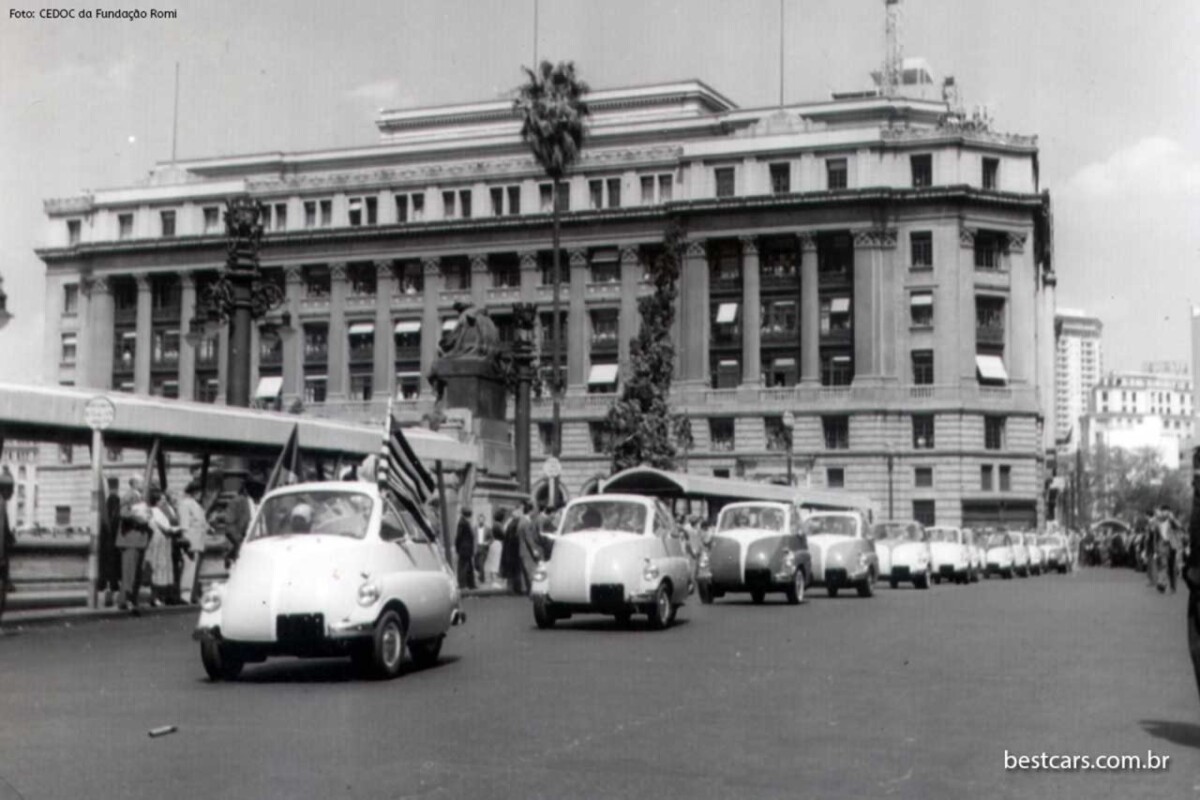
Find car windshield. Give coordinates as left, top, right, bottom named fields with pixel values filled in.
left=249, top=490, right=374, bottom=540
left=807, top=515, right=858, bottom=537
left=928, top=528, right=959, bottom=543
left=718, top=504, right=787, bottom=532
left=1040, top=536, right=1059, bottom=547
left=561, top=500, right=647, bottom=535
left=986, top=534, right=1010, bottom=548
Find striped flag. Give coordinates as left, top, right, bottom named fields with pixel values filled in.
left=378, top=406, right=437, bottom=539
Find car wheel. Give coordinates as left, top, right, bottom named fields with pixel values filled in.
left=856, top=574, right=874, bottom=598
left=750, top=589, right=766, bottom=605
left=889, top=577, right=899, bottom=590
left=827, top=585, right=839, bottom=598
left=698, top=582, right=714, bottom=605
left=932, top=574, right=941, bottom=585
left=200, top=640, right=243, bottom=682
left=407, top=636, right=443, bottom=669
left=533, top=596, right=556, bottom=629
left=647, top=584, right=673, bottom=630
left=614, top=610, right=633, bottom=626
left=914, top=568, right=930, bottom=590
left=786, top=569, right=806, bottom=605
left=971, top=568, right=980, bottom=583
left=1004, top=569, right=1014, bottom=580
left=368, top=610, right=406, bottom=680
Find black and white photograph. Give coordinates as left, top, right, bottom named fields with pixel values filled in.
left=1, top=1, right=1198, bottom=797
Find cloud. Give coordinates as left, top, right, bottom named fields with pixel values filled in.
left=346, top=78, right=410, bottom=107
left=1063, top=136, right=1200, bottom=200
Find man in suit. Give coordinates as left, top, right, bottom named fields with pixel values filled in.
left=516, top=500, right=543, bottom=596
left=455, top=506, right=476, bottom=590
left=0, top=467, right=15, bottom=626
left=224, top=476, right=264, bottom=565
left=116, top=475, right=149, bottom=613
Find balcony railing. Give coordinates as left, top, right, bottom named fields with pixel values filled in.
left=152, top=305, right=181, bottom=323
left=590, top=335, right=619, bottom=352
left=349, top=345, right=375, bottom=363
left=260, top=349, right=283, bottom=366
left=818, top=268, right=850, bottom=286
left=711, top=327, right=742, bottom=347
left=304, top=346, right=328, bottom=363
left=976, top=326, right=1005, bottom=346
left=115, top=305, right=137, bottom=324
left=819, top=328, right=852, bottom=345
left=760, top=328, right=799, bottom=345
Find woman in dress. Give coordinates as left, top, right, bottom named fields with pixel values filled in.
left=143, top=486, right=182, bottom=607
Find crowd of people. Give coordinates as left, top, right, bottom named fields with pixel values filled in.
left=1078, top=506, right=1190, bottom=594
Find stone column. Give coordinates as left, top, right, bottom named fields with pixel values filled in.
left=740, top=236, right=761, bottom=387
left=958, top=227, right=979, bottom=383
left=470, top=254, right=488, bottom=309
left=134, top=274, right=152, bottom=395
left=373, top=260, right=395, bottom=400
left=327, top=262, right=348, bottom=401
left=618, top=246, right=640, bottom=370
left=178, top=272, right=196, bottom=401
left=567, top=248, right=588, bottom=391
left=681, top=240, right=709, bottom=386
left=799, top=234, right=819, bottom=385
left=851, top=229, right=896, bottom=384
left=519, top=251, right=538, bottom=303
left=419, top=257, right=442, bottom=398
left=84, top=277, right=115, bottom=390
left=1007, top=232, right=1034, bottom=387
left=1040, top=269, right=1058, bottom=453
left=282, top=267, right=304, bottom=404
left=216, top=325, right=230, bottom=406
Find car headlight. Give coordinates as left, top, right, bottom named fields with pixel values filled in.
left=200, top=586, right=222, bottom=613
left=357, top=581, right=381, bottom=607
left=643, top=559, right=660, bottom=582
left=698, top=551, right=710, bottom=570
left=533, top=565, right=548, bottom=582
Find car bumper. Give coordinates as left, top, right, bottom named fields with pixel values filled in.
left=699, top=565, right=794, bottom=593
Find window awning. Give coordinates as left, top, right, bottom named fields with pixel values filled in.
left=830, top=297, right=851, bottom=313
left=395, top=371, right=422, bottom=380
left=348, top=322, right=375, bottom=336
left=910, top=294, right=933, bottom=307
left=588, top=363, right=619, bottom=385
left=304, top=375, right=327, bottom=383
left=773, top=357, right=796, bottom=368
left=442, top=319, right=458, bottom=332
left=976, top=354, right=1009, bottom=383
left=122, top=331, right=137, bottom=340
left=254, top=376, right=283, bottom=400
left=394, top=320, right=421, bottom=334
left=832, top=355, right=851, bottom=364
left=718, top=359, right=739, bottom=368
left=716, top=302, right=739, bottom=324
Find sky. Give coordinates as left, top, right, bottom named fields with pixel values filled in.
left=1, top=0, right=1198, bottom=382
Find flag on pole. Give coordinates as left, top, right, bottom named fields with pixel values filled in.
left=265, top=424, right=300, bottom=492
left=379, top=401, right=437, bottom=539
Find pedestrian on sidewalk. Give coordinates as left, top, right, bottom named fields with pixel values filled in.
left=455, top=506, right=476, bottom=590
left=116, top=476, right=150, bottom=613
left=0, top=467, right=15, bottom=625
left=1157, top=506, right=1183, bottom=594
left=1141, top=510, right=1158, bottom=586
left=474, top=513, right=492, bottom=586
left=98, top=492, right=121, bottom=607
left=176, top=481, right=209, bottom=604
left=145, top=487, right=183, bottom=607
left=501, top=504, right=524, bottom=594
left=517, top=500, right=543, bottom=595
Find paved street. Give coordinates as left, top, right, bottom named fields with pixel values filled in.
left=1, top=569, right=1197, bottom=800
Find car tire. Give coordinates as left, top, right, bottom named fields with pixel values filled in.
left=533, top=596, right=557, bottom=629
left=367, top=610, right=406, bottom=680
left=1003, top=569, right=1014, bottom=580
left=750, top=589, right=766, bottom=605
left=200, top=640, right=243, bottom=682
left=827, top=585, right=839, bottom=598
left=647, top=584, right=674, bottom=630
left=971, top=568, right=980, bottom=583
left=407, top=636, right=443, bottom=669
left=786, top=569, right=806, bottom=605
left=914, top=568, right=930, bottom=590
left=889, top=577, right=899, bottom=590
left=931, top=574, right=941, bottom=585
left=614, top=610, right=633, bottom=626
left=698, top=582, right=714, bottom=605
left=856, top=573, right=874, bottom=598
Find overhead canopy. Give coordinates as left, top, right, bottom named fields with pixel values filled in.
left=715, top=302, right=739, bottom=324
left=348, top=322, right=374, bottom=336
left=394, top=320, right=421, bottom=334
left=976, top=354, right=1009, bottom=383
left=830, top=297, right=851, bottom=313
left=588, top=363, right=619, bottom=385
left=601, top=467, right=875, bottom=512
left=254, top=376, right=283, bottom=400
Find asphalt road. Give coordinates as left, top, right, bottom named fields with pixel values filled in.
left=0, top=568, right=1197, bottom=800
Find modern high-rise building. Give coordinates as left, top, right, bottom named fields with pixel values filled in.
left=1054, top=308, right=1103, bottom=454
left=37, top=75, right=1056, bottom=528
left=1081, top=363, right=1193, bottom=469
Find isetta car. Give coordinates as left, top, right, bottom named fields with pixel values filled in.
left=1040, top=533, right=1072, bottom=574
left=530, top=495, right=692, bottom=629
left=926, top=526, right=972, bottom=585
left=983, top=531, right=1016, bottom=579
left=963, top=528, right=984, bottom=583
left=872, top=520, right=931, bottom=589
left=804, top=510, right=877, bottom=598
left=194, top=482, right=465, bottom=681
left=1022, top=532, right=1045, bottom=576
left=1010, top=532, right=1032, bottom=577
left=696, top=500, right=812, bottom=605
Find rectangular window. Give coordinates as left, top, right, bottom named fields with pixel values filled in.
left=827, top=467, right=845, bottom=489
left=974, top=231, right=1003, bottom=269
left=606, top=177, right=621, bottom=209
left=910, top=292, right=933, bottom=327
left=58, top=444, right=73, bottom=465
left=204, top=206, right=221, bottom=233
left=539, top=183, right=568, bottom=212
left=910, top=231, right=932, bottom=268
left=160, top=210, right=176, bottom=238
left=982, top=157, right=999, bottom=190
left=823, top=416, right=849, bottom=450
left=304, top=201, right=317, bottom=228
left=61, top=333, right=77, bottom=364
left=910, top=154, right=933, bottom=188
left=537, top=423, right=554, bottom=455
left=589, top=421, right=613, bottom=454
left=826, top=158, right=848, bottom=190
left=915, top=467, right=933, bottom=489
left=67, top=219, right=81, bottom=246
left=769, top=162, right=790, bottom=194
left=912, top=350, right=934, bottom=385
left=999, top=465, right=1012, bottom=492
left=304, top=376, right=327, bottom=404
left=912, top=500, right=936, bottom=527
left=304, top=267, right=331, bottom=298
left=976, top=296, right=1006, bottom=340
left=819, top=296, right=852, bottom=334
left=658, top=174, right=673, bottom=202
left=459, top=190, right=472, bottom=219
left=319, top=200, right=332, bottom=227
left=55, top=505, right=71, bottom=527
left=490, top=187, right=504, bottom=217
left=442, top=191, right=456, bottom=218
left=714, top=167, right=736, bottom=198
left=640, top=176, right=654, bottom=204
left=589, top=180, right=604, bottom=210
left=441, top=259, right=471, bottom=292
left=349, top=372, right=373, bottom=402
left=271, top=202, right=287, bottom=231
left=118, top=213, right=134, bottom=240
left=63, top=284, right=79, bottom=314
left=764, top=417, right=791, bottom=452
left=980, top=465, right=994, bottom=490
left=507, top=185, right=521, bottom=215
left=303, top=324, right=328, bottom=362
left=985, top=416, right=1006, bottom=450
left=589, top=250, right=620, bottom=284
left=348, top=196, right=377, bottom=226
left=913, top=414, right=935, bottom=449
left=709, top=418, right=735, bottom=452
left=589, top=308, right=619, bottom=348
left=821, top=353, right=853, bottom=386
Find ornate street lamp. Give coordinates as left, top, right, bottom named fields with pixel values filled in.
left=511, top=302, right=538, bottom=494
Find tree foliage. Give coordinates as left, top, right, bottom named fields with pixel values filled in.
left=1079, top=444, right=1192, bottom=525
left=604, top=220, right=685, bottom=472
left=513, top=61, right=589, bottom=180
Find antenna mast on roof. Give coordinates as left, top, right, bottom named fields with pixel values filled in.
left=882, top=0, right=903, bottom=98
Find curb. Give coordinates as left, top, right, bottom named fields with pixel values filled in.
left=1, top=603, right=197, bottom=633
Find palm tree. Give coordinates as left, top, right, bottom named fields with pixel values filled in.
left=514, top=60, right=589, bottom=463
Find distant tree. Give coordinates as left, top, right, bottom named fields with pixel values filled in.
left=1081, top=444, right=1191, bottom=525
left=604, top=220, right=685, bottom=472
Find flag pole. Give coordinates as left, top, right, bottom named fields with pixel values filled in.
left=435, top=460, right=451, bottom=563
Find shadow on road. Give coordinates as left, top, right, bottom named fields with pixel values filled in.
left=536, top=617, right=692, bottom=633
left=1140, top=720, right=1200, bottom=750
left=199, top=654, right=462, bottom=684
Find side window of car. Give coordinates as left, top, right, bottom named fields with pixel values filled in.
left=653, top=503, right=674, bottom=539
left=380, top=503, right=407, bottom=542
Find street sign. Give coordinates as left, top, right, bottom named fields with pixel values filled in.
left=83, top=396, right=116, bottom=431
left=781, top=411, right=795, bottom=429
left=542, top=457, right=562, bottom=479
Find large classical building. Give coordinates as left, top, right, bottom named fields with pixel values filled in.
left=38, top=76, right=1056, bottom=528
left=1054, top=308, right=1103, bottom=454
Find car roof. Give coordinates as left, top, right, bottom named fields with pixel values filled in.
left=569, top=494, right=656, bottom=508
left=262, top=481, right=381, bottom=502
